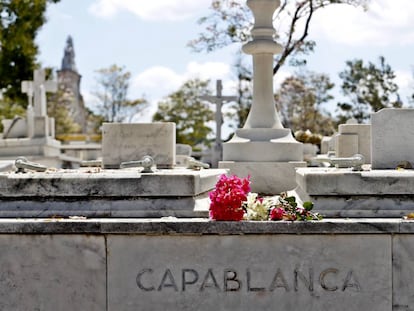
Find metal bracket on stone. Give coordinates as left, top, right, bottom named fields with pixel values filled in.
left=120, top=155, right=155, bottom=173
left=314, top=154, right=365, bottom=171
left=15, top=156, right=47, bottom=173
left=186, top=157, right=210, bottom=170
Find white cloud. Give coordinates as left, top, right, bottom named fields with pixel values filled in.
left=130, top=61, right=234, bottom=122
left=89, top=0, right=211, bottom=21
left=131, top=61, right=232, bottom=99
left=395, top=70, right=413, bottom=90
left=186, top=61, right=232, bottom=81
left=273, top=69, right=293, bottom=90
left=311, top=0, right=414, bottom=46
left=131, top=66, right=184, bottom=99
left=395, top=69, right=414, bottom=104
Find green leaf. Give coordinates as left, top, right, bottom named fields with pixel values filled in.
left=285, top=196, right=296, bottom=204
left=303, top=201, right=314, bottom=211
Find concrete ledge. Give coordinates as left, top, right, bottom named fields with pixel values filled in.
left=0, top=168, right=226, bottom=197
left=0, top=218, right=406, bottom=234
left=296, top=167, right=414, bottom=195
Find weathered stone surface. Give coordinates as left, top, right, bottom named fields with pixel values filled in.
left=220, top=161, right=306, bottom=194
left=0, top=234, right=105, bottom=310
left=0, top=168, right=225, bottom=197
left=0, top=137, right=60, bottom=157
left=295, top=167, right=414, bottom=217
left=0, top=168, right=225, bottom=218
left=306, top=195, right=414, bottom=218
left=107, top=234, right=391, bottom=311
left=0, top=218, right=403, bottom=235
left=0, top=160, right=13, bottom=172
left=296, top=167, right=414, bottom=195
left=337, top=123, right=371, bottom=163
left=392, top=235, right=414, bottom=310
left=102, top=122, right=176, bottom=169
left=336, top=134, right=358, bottom=157
left=372, top=108, right=414, bottom=169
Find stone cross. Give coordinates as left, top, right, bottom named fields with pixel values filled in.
left=199, top=80, right=237, bottom=167
left=21, top=69, right=57, bottom=117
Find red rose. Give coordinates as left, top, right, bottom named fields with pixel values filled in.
left=270, top=207, right=285, bottom=221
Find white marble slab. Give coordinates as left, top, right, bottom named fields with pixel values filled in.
left=372, top=108, right=414, bottom=169
left=296, top=167, right=414, bottom=195
left=392, top=235, right=414, bottom=310
left=107, top=235, right=391, bottom=311
left=0, top=235, right=105, bottom=310
left=102, top=122, right=176, bottom=168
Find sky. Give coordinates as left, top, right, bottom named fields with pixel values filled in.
left=36, top=0, right=414, bottom=127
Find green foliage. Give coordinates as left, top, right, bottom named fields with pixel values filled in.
left=0, top=96, right=25, bottom=132
left=0, top=0, right=60, bottom=105
left=303, top=201, right=314, bottom=211
left=47, top=89, right=82, bottom=135
left=274, top=71, right=336, bottom=135
left=152, top=79, right=214, bottom=148
left=93, top=64, right=148, bottom=123
left=337, top=56, right=401, bottom=123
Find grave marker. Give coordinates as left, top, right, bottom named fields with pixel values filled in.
left=22, top=69, right=57, bottom=117
left=102, top=123, right=176, bottom=169
left=371, top=108, right=414, bottom=169
left=199, top=80, right=237, bottom=168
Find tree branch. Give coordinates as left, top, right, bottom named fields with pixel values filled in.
left=273, top=0, right=314, bottom=75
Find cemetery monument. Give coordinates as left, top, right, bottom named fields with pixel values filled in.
left=0, top=69, right=61, bottom=165
left=0, top=1, right=413, bottom=310
left=219, top=0, right=305, bottom=194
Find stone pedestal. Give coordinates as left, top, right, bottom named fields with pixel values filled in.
left=294, top=167, right=414, bottom=217
left=220, top=0, right=304, bottom=194
left=0, top=168, right=227, bottom=218
left=0, top=137, right=61, bottom=158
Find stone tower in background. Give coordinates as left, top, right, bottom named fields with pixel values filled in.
left=57, top=36, right=87, bottom=132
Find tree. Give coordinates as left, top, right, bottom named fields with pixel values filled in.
left=274, top=71, right=335, bottom=135
left=337, top=56, right=401, bottom=123
left=152, top=79, right=214, bottom=147
left=93, top=64, right=147, bottom=123
left=189, top=0, right=368, bottom=76
left=0, top=0, right=60, bottom=105
left=47, top=89, right=82, bottom=135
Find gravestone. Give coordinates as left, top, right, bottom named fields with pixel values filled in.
left=199, top=80, right=237, bottom=168
left=102, top=123, right=176, bottom=169
left=21, top=69, right=58, bottom=138
left=336, top=119, right=371, bottom=163
left=0, top=69, right=60, bottom=161
left=321, top=137, right=332, bottom=155
left=294, top=108, right=414, bottom=217
left=1, top=117, right=27, bottom=139
left=22, top=69, right=57, bottom=118
left=108, top=234, right=390, bottom=311
left=371, top=108, right=414, bottom=169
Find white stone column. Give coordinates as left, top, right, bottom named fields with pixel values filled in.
left=219, top=0, right=305, bottom=194
left=242, top=0, right=283, bottom=129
